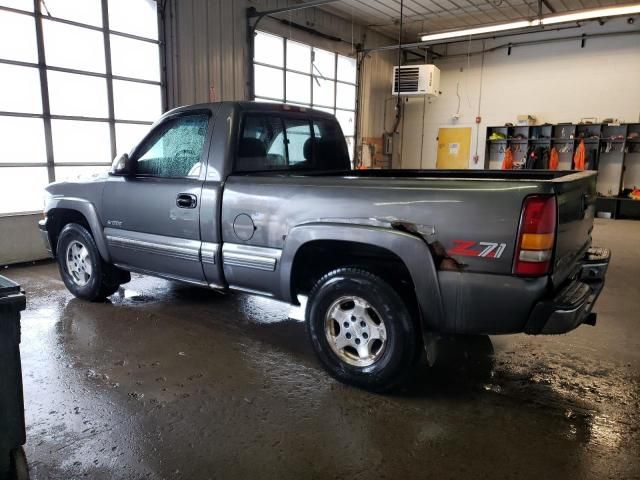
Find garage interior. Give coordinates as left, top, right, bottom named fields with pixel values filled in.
left=0, top=0, right=639, bottom=478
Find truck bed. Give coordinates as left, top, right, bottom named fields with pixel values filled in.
left=226, top=168, right=596, bottom=285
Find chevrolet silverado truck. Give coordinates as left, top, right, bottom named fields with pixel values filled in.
left=39, top=102, right=610, bottom=391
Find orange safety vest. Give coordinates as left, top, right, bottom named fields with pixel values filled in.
left=574, top=140, right=586, bottom=170
left=549, top=147, right=559, bottom=170
left=502, top=146, right=514, bottom=170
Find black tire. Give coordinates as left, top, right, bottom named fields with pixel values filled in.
left=56, top=223, right=128, bottom=302
left=306, top=268, right=420, bottom=392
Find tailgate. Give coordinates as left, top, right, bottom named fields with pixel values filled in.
left=551, top=171, right=597, bottom=286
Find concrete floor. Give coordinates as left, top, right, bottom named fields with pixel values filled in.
left=4, top=219, right=640, bottom=479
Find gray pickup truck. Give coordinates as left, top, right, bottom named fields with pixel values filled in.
left=39, top=101, right=610, bottom=391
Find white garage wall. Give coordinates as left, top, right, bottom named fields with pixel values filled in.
left=0, top=214, right=48, bottom=266
left=163, top=0, right=393, bottom=105
left=398, top=19, right=640, bottom=169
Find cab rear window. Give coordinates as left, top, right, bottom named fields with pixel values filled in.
left=235, top=113, right=350, bottom=173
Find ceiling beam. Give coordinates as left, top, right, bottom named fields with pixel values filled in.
left=247, top=0, right=343, bottom=18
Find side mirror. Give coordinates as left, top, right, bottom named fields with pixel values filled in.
left=109, top=153, right=133, bottom=176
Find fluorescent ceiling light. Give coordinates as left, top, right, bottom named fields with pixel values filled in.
left=541, top=4, right=640, bottom=24
left=420, top=20, right=533, bottom=42
left=419, top=4, right=640, bottom=42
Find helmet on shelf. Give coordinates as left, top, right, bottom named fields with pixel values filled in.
left=489, top=132, right=507, bottom=140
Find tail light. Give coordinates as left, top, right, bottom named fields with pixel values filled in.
left=513, top=195, right=557, bottom=276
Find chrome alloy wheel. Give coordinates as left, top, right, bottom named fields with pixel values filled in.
left=65, top=240, right=92, bottom=287
left=324, top=296, right=387, bottom=367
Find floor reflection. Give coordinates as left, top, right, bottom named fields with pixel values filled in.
left=3, top=260, right=640, bottom=479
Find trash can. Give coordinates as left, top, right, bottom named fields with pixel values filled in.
left=0, top=276, right=27, bottom=480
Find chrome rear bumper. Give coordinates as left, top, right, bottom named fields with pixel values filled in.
left=525, top=247, right=610, bottom=335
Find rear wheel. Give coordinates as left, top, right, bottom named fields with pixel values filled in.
left=306, top=268, right=420, bottom=392
left=56, top=223, right=129, bottom=301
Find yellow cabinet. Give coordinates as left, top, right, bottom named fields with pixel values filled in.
left=436, top=127, right=471, bottom=169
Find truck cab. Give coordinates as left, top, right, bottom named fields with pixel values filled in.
left=99, top=102, right=349, bottom=290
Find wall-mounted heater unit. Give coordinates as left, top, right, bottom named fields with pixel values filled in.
left=392, top=65, right=440, bottom=97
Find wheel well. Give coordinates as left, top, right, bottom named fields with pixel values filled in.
left=290, top=240, right=419, bottom=318
left=46, top=208, right=92, bottom=255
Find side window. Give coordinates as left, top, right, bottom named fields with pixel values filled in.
left=236, top=115, right=286, bottom=172
left=312, top=119, right=350, bottom=170
left=283, top=119, right=312, bottom=167
left=235, top=114, right=348, bottom=172
left=135, top=114, right=209, bottom=178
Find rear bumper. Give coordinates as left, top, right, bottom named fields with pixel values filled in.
left=524, top=247, right=610, bottom=334
left=38, top=218, right=53, bottom=256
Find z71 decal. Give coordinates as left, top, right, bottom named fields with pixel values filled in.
left=448, top=240, right=507, bottom=259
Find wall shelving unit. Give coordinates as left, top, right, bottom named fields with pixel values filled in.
left=486, top=123, right=640, bottom=220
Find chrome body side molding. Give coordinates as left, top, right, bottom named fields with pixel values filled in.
left=106, top=234, right=200, bottom=262
left=222, top=243, right=281, bottom=272
left=200, top=242, right=219, bottom=265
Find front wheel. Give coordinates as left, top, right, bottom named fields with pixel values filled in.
left=306, top=268, right=420, bottom=392
left=56, top=223, right=129, bottom=301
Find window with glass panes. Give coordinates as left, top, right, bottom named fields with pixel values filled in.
left=0, top=0, right=162, bottom=215
left=252, top=31, right=357, bottom=160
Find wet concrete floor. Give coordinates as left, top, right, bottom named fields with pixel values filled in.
left=3, top=218, right=640, bottom=479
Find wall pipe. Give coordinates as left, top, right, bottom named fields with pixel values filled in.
left=432, top=29, right=640, bottom=59
left=361, top=22, right=639, bottom=54
left=389, top=0, right=405, bottom=136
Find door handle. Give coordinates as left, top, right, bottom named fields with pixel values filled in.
left=176, top=193, right=197, bottom=209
